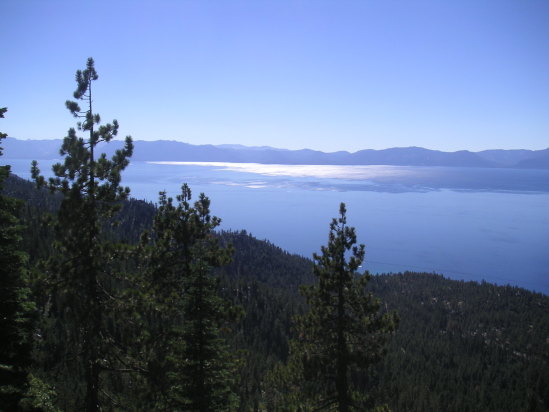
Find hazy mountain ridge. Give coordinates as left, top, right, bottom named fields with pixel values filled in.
left=3, top=137, right=548, bottom=169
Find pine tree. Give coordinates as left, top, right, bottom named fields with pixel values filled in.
left=135, top=185, right=239, bottom=411
left=31, top=58, right=133, bottom=412
left=0, top=107, right=35, bottom=410
left=276, top=203, right=398, bottom=411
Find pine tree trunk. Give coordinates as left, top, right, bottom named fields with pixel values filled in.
left=336, top=265, right=349, bottom=412
left=84, top=246, right=100, bottom=412
left=85, top=354, right=100, bottom=412
left=85, top=83, right=100, bottom=412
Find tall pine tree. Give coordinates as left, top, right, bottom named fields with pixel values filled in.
left=31, top=58, right=133, bottom=412
left=272, top=203, right=398, bottom=411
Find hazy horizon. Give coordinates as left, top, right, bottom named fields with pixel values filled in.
left=3, top=136, right=547, bottom=155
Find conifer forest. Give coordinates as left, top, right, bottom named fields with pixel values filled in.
left=1, top=59, right=548, bottom=412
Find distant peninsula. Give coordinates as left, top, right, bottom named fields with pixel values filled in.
left=3, top=137, right=549, bottom=169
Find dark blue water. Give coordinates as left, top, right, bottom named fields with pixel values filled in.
left=7, top=159, right=549, bottom=295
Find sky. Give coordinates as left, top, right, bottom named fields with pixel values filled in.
left=1, top=0, right=548, bottom=153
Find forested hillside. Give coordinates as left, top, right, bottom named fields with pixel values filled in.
left=369, top=273, right=549, bottom=411
left=2, top=172, right=548, bottom=411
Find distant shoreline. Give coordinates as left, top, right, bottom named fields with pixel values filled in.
left=3, top=137, right=549, bottom=169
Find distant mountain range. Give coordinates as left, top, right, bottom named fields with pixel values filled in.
left=3, top=137, right=549, bottom=169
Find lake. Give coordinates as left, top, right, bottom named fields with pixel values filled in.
left=7, top=159, right=549, bottom=295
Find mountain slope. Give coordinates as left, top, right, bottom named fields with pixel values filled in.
left=2, top=174, right=549, bottom=411
left=515, top=148, right=549, bottom=169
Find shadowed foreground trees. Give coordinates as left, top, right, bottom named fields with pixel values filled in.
left=27, top=57, right=239, bottom=412
left=3, top=172, right=548, bottom=411
left=269, top=203, right=398, bottom=411
left=31, top=58, right=133, bottom=412
left=128, top=185, right=240, bottom=411
left=0, top=108, right=35, bottom=410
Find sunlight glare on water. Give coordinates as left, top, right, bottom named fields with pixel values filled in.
left=150, top=161, right=422, bottom=180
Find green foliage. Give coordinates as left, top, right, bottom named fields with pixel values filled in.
left=271, top=203, right=398, bottom=411
left=30, top=58, right=133, bottom=412
left=19, top=374, right=60, bottom=412
left=127, top=185, right=240, bottom=411
left=0, top=108, right=36, bottom=411
left=368, top=273, right=549, bottom=412
left=5, top=173, right=549, bottom=411
left=216, top=230, right=312, bottom=411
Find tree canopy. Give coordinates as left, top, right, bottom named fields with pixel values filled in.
left=31, top=58, right=133, bottom=412
left=270, top=203, right=398, bottom=411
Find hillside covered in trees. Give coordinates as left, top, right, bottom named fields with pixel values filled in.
left=2, top=171, right=549, bottom=411
left=1, top=59, right=548, bottom=412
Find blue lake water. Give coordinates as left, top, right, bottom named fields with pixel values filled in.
left=7, top=159, right=549, bottom=295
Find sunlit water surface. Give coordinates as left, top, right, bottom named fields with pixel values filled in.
left=8, top=159, right=549, bottom=295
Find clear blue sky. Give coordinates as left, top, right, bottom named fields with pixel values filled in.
left=2, top=0, right=548, bottom=152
